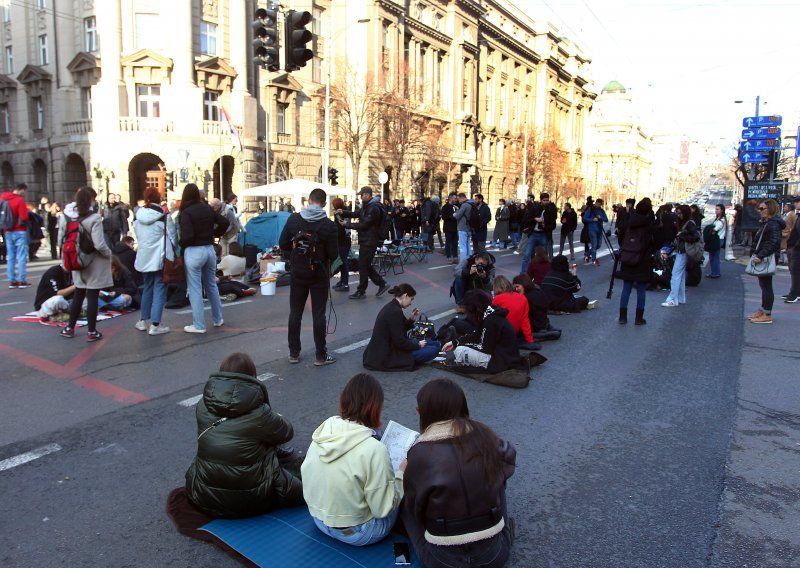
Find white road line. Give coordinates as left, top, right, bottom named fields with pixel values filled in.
left=256, top=372, right=277, bottom=382
left=178, top=394, right=203, bottom=407
left=426, top=264, right=453, bottom=270
left=333, top=338, right=371, bottom=354
left=0, top=301, right=25, bottom=307
left=0, top=443, right=62, bottom=472
left=175, top=298, right=254, bottom=315
left=430, top=309, right=457, bottom=321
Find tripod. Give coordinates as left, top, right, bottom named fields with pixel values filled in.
left=600, top=229, right=620, bottom=299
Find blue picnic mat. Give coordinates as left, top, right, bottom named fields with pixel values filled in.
left=200, top=506, right=419, bottom=567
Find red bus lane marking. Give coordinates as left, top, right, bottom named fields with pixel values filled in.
left=64, top=325, right=123, bottom=370
left=0, top=343, right=150, bottom=404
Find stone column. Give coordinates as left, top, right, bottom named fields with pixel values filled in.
left=171, top=0, right=194, bottom=86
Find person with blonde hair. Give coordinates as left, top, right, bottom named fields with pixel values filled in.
left=748, top=199, right=785, bottom=324
left=491, top=275, right=534, bottom=347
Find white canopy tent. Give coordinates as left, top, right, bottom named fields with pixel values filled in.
left=239, top=179, right=357, bottom=213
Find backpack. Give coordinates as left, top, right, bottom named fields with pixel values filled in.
left=289, top=219, right=325, bottom=278
left=468, top=203, right=482, bottom=230
left=703, top=224, right=720, bottom=252
left=62, top=217, right=97, bottom=271
left=0, top=198, right=17, bottom=231
left=619, top=226, right=650, bottom=266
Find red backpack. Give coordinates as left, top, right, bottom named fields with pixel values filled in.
left=61, top=218, right=96, bottom=271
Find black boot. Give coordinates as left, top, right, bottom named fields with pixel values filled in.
left=635, top=308, right=646, bottom=325
left=618, top=308, right=627, bottom=324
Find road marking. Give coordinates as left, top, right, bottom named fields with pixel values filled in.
left=175, top=299, right=253, bottom=315
left=0, top=443, right=62, bottom=472
left=0, top=301, right=24, bottom=307
left=430, top=309, right=457, bottom=321
left=427, top=264, right=453, bottom=270
left=333, top=338, right=371, bottom=354
left=178, top=394, right=203, bottom=407
left=257, top=372, right=277, bottom=382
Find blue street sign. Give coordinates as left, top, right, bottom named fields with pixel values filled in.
left=739, top=152, right=769, bottom=164
left=742, top=115, right=782, bottom=128
left=741, top=127, right=781, bottom=139
left=739, top=138, right=780, bottom=152
left=797, top=126, right=800, bottom=158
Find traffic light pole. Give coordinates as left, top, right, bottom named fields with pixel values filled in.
left=323, top=3, right=332, bottom=186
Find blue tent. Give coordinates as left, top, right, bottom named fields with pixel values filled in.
left=238, top=212, right=291, bottom=252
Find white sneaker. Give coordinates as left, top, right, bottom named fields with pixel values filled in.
left=134, top=320, right=149, bottom=331
left=183, top=325, right=207, bottom=334
left=661, top=300, right=678, bottom=307
left=213, top=319, right=224, bottom=328
left=586, top=300, right=598, bottom=310
left=148, top=324, right=170, bottom=335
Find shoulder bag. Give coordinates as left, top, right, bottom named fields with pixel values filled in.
left=162, top=215, right=185, bottom=284
left=744, top=228, right=776, bottom=277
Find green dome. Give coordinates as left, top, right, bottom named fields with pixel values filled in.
left=601, top=80, right=626, bottom=94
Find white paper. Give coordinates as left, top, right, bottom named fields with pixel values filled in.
left=380, top=420, right=419, bottom=472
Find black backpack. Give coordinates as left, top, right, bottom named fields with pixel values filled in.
left=290, top=219, right=325, bottom=277
left=619, top=226, right=650, bottom=266
left=468, top=203, right=482, bottom=230
left=0, top=198, right=16, bottom=231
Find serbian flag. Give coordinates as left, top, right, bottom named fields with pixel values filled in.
left=220, top=106, right=242, bottom=151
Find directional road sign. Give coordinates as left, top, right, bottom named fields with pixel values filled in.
left=739, top=152, right=769, bottom=164
left=742, top=115, right=782, bottom=128
left=741, top=127, right=781, bottom=139
left=739, top=138, right=780, bottom=152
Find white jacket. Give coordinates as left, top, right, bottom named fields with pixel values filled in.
left=134, top=205, right=177, bottom=273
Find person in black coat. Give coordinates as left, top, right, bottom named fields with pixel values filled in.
left=331, top=197, right=352, bottom=292
left=363, top=283, right=441, bottom=371
left=338, top=187, right=389, bottom=299
left=541, top=255, right=595, bottom=312
left=442, top=289, right=527, bottom=374
left=748, top=199, right=786, bottom=324
left=440, top=193, right=459, bottom=263
left=512, top=273, right=557, bottom=335
left=559, top=203, right=578, bottom=260
left=614, top=198, right=655, bottom=325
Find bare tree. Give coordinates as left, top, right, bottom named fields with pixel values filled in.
left=521, top=129, right=570, bottom=200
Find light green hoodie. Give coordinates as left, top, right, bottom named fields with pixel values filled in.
left=301, top=416, right=403, bottom=528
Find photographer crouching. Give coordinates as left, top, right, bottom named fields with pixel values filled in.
left=452, top=252, right=495, bottom=313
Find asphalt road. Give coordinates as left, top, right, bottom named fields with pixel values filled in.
left=0, top=238, right=753, bottom=567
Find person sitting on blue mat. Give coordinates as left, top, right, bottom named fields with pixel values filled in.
left=402, top=378, right=516, bottom=567
left=301, top=374, right=404, bottom=546
left=185, top=352, right=304, bottom=518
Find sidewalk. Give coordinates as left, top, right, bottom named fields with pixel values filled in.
left=711, top=265, right=800, bottom=567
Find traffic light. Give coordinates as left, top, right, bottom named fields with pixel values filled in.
left=767, top=148, right=780, bottom=179
left=166, top=172, right=174, bottom=192
left=284, top=10, right=313, bottom=71
left=328, top=168, right=338, bottom=186
left=253, top=6, right=279, bottom=72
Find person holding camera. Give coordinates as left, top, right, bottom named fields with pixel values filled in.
left=452, top=252, right=495, bottom=313
left=279, top=187, right=338, bottom=366
left=363, top=283, right=441, bottom=372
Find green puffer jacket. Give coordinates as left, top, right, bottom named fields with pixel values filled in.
left=185, top=371, right=301, bottom=518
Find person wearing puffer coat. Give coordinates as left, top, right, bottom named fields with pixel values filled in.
left=133, top=187, right=177, bottom=335
left=185, top=352, right=303, bottom=518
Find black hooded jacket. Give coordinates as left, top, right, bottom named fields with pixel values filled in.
left=452, top=305, right=527, bottom=374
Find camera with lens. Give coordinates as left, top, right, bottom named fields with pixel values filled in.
left=476, top=264, right=486, bottom=274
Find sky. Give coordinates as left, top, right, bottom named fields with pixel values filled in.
left=518, top=0, right=800, bottom=155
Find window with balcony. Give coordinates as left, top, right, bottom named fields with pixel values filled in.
left=200, top=22, right=217, bottom=55
left=81, top=87, right=92, bottom=119
left=136, top=85, right=160, bottom=117
left=5, top=46, right=12, bottom=74
left=39, top=35, right=48, bottom=65
left=0, top=103, right=9, bottom=134
left=135, top=13, right=160, bottom=49
left=84, top=17, right=97, bottom=52
left=276, top=103, right=288, bottom=134
left=203, top=91, right=220, bottom=121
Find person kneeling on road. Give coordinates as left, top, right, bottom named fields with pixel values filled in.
left=452, top=252, right=495, bottom=313
left=185, top=352, right=303, bottom=518
left=363, top=283, right=441, bottom=372
left=541, top=255, right=597, bottom=313
left=35, top=260, right=75, bottom=321
left=442, top=289, right=527, bottom=373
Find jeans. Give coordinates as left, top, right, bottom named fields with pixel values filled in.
left=587, top=230, right=602, bottom=261
left=412, top=340, right=441, bottom=363
left=357, top=244, right=386, bottom=293
left=510, top=226, right=521, bottom=248
left=708, top=250, right=721, bottom=277
left=444, top=231, right=458, bottom=259
left=458, top=231, right=472, bottom=264
left=184, top=245, right=223, bottom=329
left=666, top=253, right=687, bottom=304
left=312, top=508, right=398, bottom=547
left=559, top=230, right=575, bottom=258
left=520, top=232, right=548, bottom=274
left=759, top=275, right=774, bottom=312
left=6, top=230, right=28, bottom=282
left=337, top=243, right=351, bottom=286
left=620, top=280, right=647, bottom=310
left=140, top=271, right=167, bottom=324
left=288, top=276, right=328, bottom=359
left=98, top=294, right=131, bottom=310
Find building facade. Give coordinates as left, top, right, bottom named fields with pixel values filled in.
left=0, top=0, right=594, bottom=210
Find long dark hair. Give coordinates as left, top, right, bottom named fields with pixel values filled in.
left=339, top=373, right=383, bottom=429
left=74, top=186, right=97, bottom=217
left=463, top=289, right=491, bottom=326
left=416, top=378, right=504, bottom=481
left=179, top=183, right=202, bottom=212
